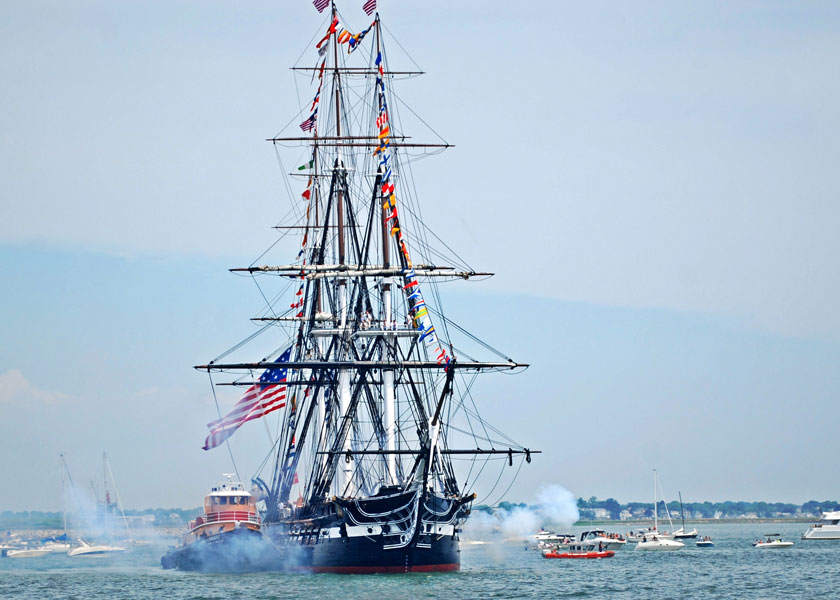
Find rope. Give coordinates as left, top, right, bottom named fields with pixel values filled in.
left=207, top=371, right=241, bottom=483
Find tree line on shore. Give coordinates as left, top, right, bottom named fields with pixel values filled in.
left=473, top=497, right=840, bottom=521
left=0, top=507, right=200, bottom=530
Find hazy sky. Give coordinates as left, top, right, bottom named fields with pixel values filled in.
left=2, top=1, right=839, bottom=511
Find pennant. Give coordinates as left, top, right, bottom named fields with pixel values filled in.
left=298, top=160, right=314, bottom=171
left=348, top=23, right=374, bottom=53
left=316, top=17, right=339, bottom=49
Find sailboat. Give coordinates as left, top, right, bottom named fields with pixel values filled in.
left=635, top=471, right=684, bottom=551
left=192, top=2, right=537, bottom=574
left=672, top=491, right=698, bottom=539
left=60, top=452, right=135, bottom=554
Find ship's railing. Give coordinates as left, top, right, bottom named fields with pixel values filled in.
left=193, top=511, right=260, bottom=527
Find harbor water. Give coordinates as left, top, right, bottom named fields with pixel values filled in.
left=2, top=522, right=838, bottom=599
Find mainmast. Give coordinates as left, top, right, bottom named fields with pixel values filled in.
left=374, top=14, right=398, bottom=487
left=331, top=2, right=354, bottom=497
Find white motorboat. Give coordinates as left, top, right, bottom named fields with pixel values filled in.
left=68, top=539, right=126, bottom=556
left=579, top=529, right=627, bottom=550
left=802, top=510, right=840, bottom=540
left=532, top=529, right=575, bottom=546
left=753, top=534, right=793, bottom=549
left=696, top=536, right=714, bottom=547
left=41, top=541, right=72, bottom=553
left=6, top=548, right=51, bottom=558
left=634, top=470, right=684, bottom=551
left=636, top=535, right=685, bottom=551
left=627, top=527, right=672, bottom=542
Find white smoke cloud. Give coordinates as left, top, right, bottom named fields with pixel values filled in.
left=534, top=484, right=580, bottom=525
left=464, top=483, right=580, bottom=542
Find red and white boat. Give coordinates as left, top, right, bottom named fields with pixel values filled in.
left=543, top=543, right=615, bottom=559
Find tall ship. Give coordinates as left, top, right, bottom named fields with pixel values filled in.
left=196, top=1, right=536, bottom=573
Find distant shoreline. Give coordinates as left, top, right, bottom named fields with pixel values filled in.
left=1, top=518, right=816, bottom=535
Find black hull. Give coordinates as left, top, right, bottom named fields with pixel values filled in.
left=266, top=489, right=470, bottom=574
left=306, top=532, right=460, bottom=573
left=161, top=527, right=285, bottom=572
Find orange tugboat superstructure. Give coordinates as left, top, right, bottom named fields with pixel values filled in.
left=182, top=477, right=261, bottom=544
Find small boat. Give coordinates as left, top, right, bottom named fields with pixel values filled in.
left=543, top=543, right=615, bottom=559
left=634, top=471, right=684, bottom=551
left=802, top=510, right=840, bottom=540
left=635, top=535, right=685, bottom=551
left=672, top=492, right=698, bottom=539
left=160, top=476, right=282, bottom=572
left=41, top=541, right=72, bottom=553
left=753, top=534, right=793, bottom=549
left=6, top=548, right=51, bottom=558
left=533, top=529, right=576, bottom=545
left=627, top=527, right=670, bottom=542
left=578, top=529, right=627, bottom=550
left=696, top=536, right=714, bottom=547
left=673, top=528, right=698, bottom=539
left=67, top=539, right=126, bottom=556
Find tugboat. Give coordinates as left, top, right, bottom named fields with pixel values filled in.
left=161, top=476, right=282, bottom=571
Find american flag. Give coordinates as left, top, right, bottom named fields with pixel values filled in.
left=299, top=110, right=317, bottom=132
left=313, top=0, right=329, bottom=13
left=362, top=0, right=376, bottom=16
left=203, top=347, right=292, bottom=450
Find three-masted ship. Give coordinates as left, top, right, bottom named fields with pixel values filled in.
left=197, top=2, right=536, bottom=573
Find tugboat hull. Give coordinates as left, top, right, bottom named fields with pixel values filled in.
left=161, top=527, right=283, bottom=572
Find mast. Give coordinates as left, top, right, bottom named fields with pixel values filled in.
left=60, top=457, right=67, bottom=534
left=103, top=451, right=109, bottom=509
left=331, top=2, right=353, bottom=497
left=653, top=469, right=658, bottom=531
left=373, top=14, right=397, bottom=487
left=679, top=490, right=686, bottom=532
left=105, top=453, right=134, bottom=543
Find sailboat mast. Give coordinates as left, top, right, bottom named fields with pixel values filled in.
left=374, top=14, right=397, bottom=486
left=103, top=451, right=109, bottom=507
left=653, top=469, right=658, bottom=530
left=60, top=457, right=67, bottom=533
left=679, top=491, right=686, bottom=531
